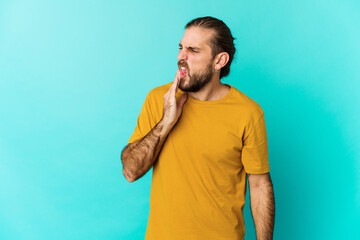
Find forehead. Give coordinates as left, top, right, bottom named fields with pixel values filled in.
left=180, top=27, right=214, bottom=50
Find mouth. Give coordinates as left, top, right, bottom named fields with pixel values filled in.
left=179, top=66, right=187, bottom=78
left=178, top=62, right=188, bottom=78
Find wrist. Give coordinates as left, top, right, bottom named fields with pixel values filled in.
left=160, top=116, right=175, bottom=130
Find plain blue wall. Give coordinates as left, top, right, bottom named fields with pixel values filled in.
left=0, top=0, right=359, bottom=239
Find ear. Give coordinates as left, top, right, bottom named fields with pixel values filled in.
left=214, top=52, right=229, bottom=72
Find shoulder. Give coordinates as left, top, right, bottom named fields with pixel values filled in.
left=142, top=82, right=172, bottom=110
left=230, top=85, right=264, bottom=121
left=147, top=82, right=172, bottom=98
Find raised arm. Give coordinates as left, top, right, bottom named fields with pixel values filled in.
left=248, top=172, right=275, bottom=240
left=121, top=118, right=173, bottom=182
left=121, top=69, right=188, bottom=182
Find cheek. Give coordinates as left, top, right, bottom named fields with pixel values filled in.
left=189, top=61, right=201, bottom=72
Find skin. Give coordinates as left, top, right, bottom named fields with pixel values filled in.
left=248, top=173, right=275, bottom=240
left=177, top=27, right=231, bottom=101
left=121, top=26, right=275, bottom=239
left=121, top=70, right=185, bottom=182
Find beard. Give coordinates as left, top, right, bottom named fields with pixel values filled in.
left=178, top=61, right=214, bottom=93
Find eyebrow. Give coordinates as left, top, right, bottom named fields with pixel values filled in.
left=179, top=43, right=201, bottom=51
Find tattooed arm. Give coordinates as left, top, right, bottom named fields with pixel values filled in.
left=248, top=172, right=275, bottom=240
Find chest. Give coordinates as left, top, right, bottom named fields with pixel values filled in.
left=166, top=105, right=245, bottom=168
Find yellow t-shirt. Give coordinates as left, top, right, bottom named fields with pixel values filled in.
left=128, top=82, right=270, bottom=240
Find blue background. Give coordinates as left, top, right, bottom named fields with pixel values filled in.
left=1, top=0, right=359, bottom=239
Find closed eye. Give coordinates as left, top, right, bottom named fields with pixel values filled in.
left=179, top=44, right=200, bottom=53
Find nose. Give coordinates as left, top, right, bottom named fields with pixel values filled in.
left=177, top=49, right=188, bottom=62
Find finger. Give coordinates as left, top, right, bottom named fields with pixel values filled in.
left=174, top=71, right=181, bottom=93
left=170, top=69, right=180, bottom=94
left=169, top=70, right=178, bottom=93
left=177, top=93, right=188, bottom=108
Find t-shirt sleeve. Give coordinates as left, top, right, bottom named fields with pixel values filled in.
left=128, top=91, right=157, bottom=144
left=241, top=113, right=270, bottom=174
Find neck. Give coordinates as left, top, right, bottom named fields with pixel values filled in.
left=188, top=76, right=231, bottom=101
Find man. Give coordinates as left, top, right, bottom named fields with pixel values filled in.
left=121, top=16, right=275, bottom=240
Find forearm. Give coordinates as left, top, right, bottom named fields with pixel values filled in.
left=121, top=118, right=173, bottom=182
left=250, top=178, right=275, bottom=240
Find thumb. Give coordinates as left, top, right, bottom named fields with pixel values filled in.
left=177, top=93, right=188, bottom=108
